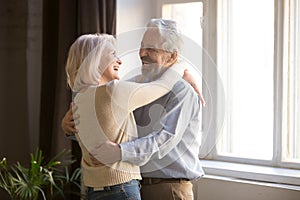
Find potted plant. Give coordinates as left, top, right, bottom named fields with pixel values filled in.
left=0, top=149, right=81, bottom=200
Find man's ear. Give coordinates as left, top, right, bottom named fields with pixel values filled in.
left=166, top=51, right=178, bottom=66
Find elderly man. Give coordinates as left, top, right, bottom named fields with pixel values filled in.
left=62, top=19, right=204, bottom=200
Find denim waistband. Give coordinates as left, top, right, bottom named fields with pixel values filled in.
left=87, top=179, right=140, bottom=192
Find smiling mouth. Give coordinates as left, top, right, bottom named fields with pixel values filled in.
left=141, top=56, right=156, bottom=65
left=142, top=60, right=156, bottom=66
left=113, top=66, right=119, bottom=71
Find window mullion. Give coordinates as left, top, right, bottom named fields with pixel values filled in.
left=281, top=0, right=300, bottom=168
left=273, top=0, right=285, bottom=167
left=296, top=0, right=300, bottom=160
left=199, top=0, right=219, bottom=159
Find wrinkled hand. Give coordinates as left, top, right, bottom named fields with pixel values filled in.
left=199, top=96, right=206, bottom=107
left=183, top=69, right=206, bottom=107
left=90, top=140, right=121, bottom=165
left=61, top=102, right=79, bottom=135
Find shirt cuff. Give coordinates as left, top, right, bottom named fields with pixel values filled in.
left=66, top=134, right=77, bottom=141
left=120, top=141, right=135, bottom=162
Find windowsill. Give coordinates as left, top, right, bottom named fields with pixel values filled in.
left=201, top=160, right=300, bottom=190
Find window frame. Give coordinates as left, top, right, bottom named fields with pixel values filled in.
left=202, top=0, right=300, bottom=177
left=203, top=0, right=300, bottom=169
left=210, top=0, right=281, bottom=167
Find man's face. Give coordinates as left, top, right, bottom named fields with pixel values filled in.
left=139, top=29, right=172, bottom=79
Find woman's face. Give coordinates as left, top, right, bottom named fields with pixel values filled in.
left=101, top=43, right=122, bottom=82
left=102, top=58, right=122, bottom=82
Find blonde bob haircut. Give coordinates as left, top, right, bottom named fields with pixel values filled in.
left=65, top=33, right=116, bottom=92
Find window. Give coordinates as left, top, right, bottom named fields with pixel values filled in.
left=158, top=0, right=300, bottom=185
left=212, top=0, right=300, bottom=171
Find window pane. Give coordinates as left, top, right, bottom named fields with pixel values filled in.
left=283, top=0, right=300, bottom=163
left=162, top=2, right=203, bottom=46
left=162, top=2, right=203, bottom=83
left=218, top=0, right=274, bottom=159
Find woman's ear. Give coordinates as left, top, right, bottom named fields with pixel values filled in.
left=166, top=51, right=178, bottom=66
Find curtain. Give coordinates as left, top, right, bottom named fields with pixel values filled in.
left=40, top=0, right=116, bottom=199
left=78, top=0, right=116, bottom=34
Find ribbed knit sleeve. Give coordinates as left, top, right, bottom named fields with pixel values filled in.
left=107, top=63, right=184, bottom=112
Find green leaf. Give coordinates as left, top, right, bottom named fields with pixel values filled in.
left=0, top=148, right=81, bottom=199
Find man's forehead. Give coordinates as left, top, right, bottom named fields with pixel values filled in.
left=141, top=29, right=166, bottom=48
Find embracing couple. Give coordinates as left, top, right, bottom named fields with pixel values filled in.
left=62, top=18, right=205, bottom=200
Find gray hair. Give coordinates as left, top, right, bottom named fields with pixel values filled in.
left=146, top=18, right=183, bottom=53
left=65, top=33, right=116, bottom=92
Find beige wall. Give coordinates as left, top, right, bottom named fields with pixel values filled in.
left=193, top=177, right=300, bottom=200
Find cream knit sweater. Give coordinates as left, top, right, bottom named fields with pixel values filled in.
left=73, top=65, right=183, bottom=188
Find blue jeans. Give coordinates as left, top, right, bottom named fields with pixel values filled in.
left=86, top=179, right=141, bottom=200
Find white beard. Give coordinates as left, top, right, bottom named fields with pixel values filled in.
left=141, top=63, right=167, bottom=82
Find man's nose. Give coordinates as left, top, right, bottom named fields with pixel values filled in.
left=139, top=48, right=147, bottom=57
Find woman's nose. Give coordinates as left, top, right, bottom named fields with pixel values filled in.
left=117, top=58, right=122, bottom=65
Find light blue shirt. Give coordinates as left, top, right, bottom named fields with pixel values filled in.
left=120, top=80, right=204, bottom=180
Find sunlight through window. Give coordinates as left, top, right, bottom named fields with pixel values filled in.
left=218, top=0, right=274, bottom=160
